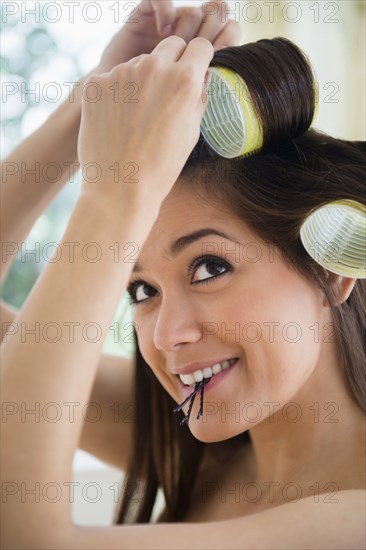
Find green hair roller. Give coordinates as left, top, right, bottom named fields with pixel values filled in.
left=300, top=200, right=366, bottom=279
left=200, top=67, right=365, bottom=279
left=201, top=67, right=263, bottom=159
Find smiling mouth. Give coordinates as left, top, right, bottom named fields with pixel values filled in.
left=177, top=357, right=238, bottom=386
left=173, top=358, right=239, bottom=426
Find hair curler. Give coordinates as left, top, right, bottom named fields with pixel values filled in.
left=201, top=66, right=319, bottom=159
left=200, top=67, right=365, bottom=280
left=201, top=67, right=263, bottom=159
left=300, top=200, right=366, bottom=279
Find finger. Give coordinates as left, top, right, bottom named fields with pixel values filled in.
left=179, top=37, right=215, bottom=75
left=173, top=8, right=203, bottom=43
left=196, top=1, right=229, bottom=44
left=150, top=35, right=188, bottom=63
left=212, top=19, right=243, bottom=51
left=149, top=0, right=176, bottom=37
left=128, top=54, right=149, bottom=65
left=173, top=3, right=241, bottom=52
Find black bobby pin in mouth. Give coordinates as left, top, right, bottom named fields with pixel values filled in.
left=179, top=386, right=196, bottom=426
left=173, top=377, right=211, bottom=426
left=197, top=383, right=205, bottom=420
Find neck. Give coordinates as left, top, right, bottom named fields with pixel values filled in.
left=247, top=346, right=365, bottom=503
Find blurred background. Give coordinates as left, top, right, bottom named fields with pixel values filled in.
left=1, top=0, right=365, bottom=526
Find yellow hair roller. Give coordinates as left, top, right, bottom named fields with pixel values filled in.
left=200, top=68, right=365, bottom=279
left=200, top=66, right=319, bottom=159
left=300, top=200, right=366, bottom=279
left=201, top=67, right=263, bottom=159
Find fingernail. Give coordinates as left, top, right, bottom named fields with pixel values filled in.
left=205, top=72, right=213, bottom=85
left=161, top=24, right=173, bottom=38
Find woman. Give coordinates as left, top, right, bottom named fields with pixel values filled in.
left=116, top=40, right=366, bottom=527
left=1, top=3, right=365, bottom=550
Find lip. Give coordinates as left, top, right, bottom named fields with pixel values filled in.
left=171, top=356, right=239, bottom=376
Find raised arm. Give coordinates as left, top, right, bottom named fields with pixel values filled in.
left=1, top=0, right=240, bottom=286
left=1, top=1, right=241, bottom=492
left=0, top=0, right=150, bottom=285
left=1, top=300, right=135, bottom=471
left=0, top=71, right=85, bottom=285
left=1, top=36, right=215, bottom=548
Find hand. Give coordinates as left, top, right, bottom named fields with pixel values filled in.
left=97, top=0, right=242, bottom=73
left=78, top=37, right=214, bottom=207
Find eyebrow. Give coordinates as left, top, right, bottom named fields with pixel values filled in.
left=132, top=228, right=237, bottom=273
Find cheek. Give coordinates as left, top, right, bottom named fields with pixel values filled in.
left=217, top=273, right=323, bottom=339
left=264, top=270, right=324, bottom=333
left=249, top=277, right=324, bottom=395
left=134, top=316, right=171, bottom=388
left=216, top=269, right=325, bottom=394
left=134, top=317, right=157, bottom=367
left=131, top=307, right=151, bottom=356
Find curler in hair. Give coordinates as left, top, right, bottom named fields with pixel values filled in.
left=201, top=66, right=319, bottom=159
left=300, top=200, right=366, bottom=279
left=200, top=38, right=319, bottom=158
left=199, top=39, right=365, bottom=280
left=201, top=67, right=264, bottom=159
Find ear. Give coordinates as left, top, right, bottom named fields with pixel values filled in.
left=323, top=273, right=357, bottom=307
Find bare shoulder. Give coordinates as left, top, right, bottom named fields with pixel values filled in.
left=208, top=489, right=366, bottom=549
left=237, top=489, right=366, bottom=549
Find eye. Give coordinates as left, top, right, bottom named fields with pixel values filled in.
left=190, top=255, right=231, bottom=284
left=127, top=280, right=157, bottom=305
left=127, top=256, right=231, bottom=306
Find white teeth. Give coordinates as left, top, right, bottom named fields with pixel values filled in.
left=212, top=363, right=222, bottom=374
left=203, top=367, right=212, bottom=378
left=180, top=373, right=195, bottom=385
left=193, top=370, right=203, bottom=382
left=179, top=358, right=237, bottom=386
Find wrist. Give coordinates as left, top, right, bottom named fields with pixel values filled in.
left=79, top=162, right=167, bottom=211
left=50, top=68, right=97, bottom=121
left=78, top=184, right=162, bottom=227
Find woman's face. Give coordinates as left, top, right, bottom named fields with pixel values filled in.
left=127, top=182, right=330, bottom=442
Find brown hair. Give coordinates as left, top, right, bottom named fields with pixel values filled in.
left=116, top=38, right=366, bottom=525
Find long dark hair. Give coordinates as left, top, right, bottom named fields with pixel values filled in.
left=116, top=38, right=366, bottom=525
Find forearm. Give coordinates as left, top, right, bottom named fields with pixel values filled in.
left=0, top=70, right=93, bottom=284
left=1, top=189, right=158, bottom=529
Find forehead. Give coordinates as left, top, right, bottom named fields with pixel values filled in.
left=136, top=183, right=254, bottom=266
left=154, top=184, right=230, bottom=230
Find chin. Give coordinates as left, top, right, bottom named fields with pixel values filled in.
left=187, top=415, right=250, bottom=443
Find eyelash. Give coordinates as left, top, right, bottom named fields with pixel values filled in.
left=126, top=255, right=232, bottom=306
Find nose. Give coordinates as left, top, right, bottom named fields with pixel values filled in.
left=153, top=293, right=202, bottom=351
